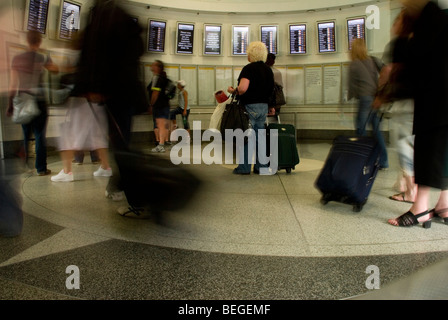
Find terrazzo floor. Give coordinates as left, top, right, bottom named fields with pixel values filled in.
left=1, top=141, right=448, bottom=304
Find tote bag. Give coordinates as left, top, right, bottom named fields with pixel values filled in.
left=12, top=92, right=40, bottom=124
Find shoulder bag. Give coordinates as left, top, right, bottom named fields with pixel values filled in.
left=12, top=92, right=40, bottom=124
left=12, top=54, right=41, bottom=124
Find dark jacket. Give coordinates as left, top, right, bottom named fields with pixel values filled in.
left=72, top=2, right=146, bottom=115
left=410, top=1, right=448, bottom=134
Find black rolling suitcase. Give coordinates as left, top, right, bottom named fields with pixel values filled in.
left=315, top=135, right=381, bottom=212
left=88, top=102, right=201, bottom=217
left=114, top=151, right=202, bottom=215
left=266, top=122, right=300, bottom=173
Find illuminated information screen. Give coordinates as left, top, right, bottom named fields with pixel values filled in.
left=148, top=20, right=166, bottom=52
left=26, top=0, right=50, bottom=34
left=261, top=26, right=278, bottom=55
left=58, top=1, right=80, bottom=40
left=232, top=26, right=249, bottom=55
left=289, top=24, right=307, bottom=54
left=204, top=25, right=222, bottom=55
left=347, top=18, right=365, bottom=50
left=176, top=23, right=195, bottom=54
left=318, top=21, right=336, bottom=53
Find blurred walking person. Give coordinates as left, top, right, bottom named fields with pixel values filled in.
left=70, top=0, right=146, bottom=200
left=7, top=30, right=58, bottom=176
left=389, top=0, right=448, bottom=227
left=348, top=38, right=388, bottom=170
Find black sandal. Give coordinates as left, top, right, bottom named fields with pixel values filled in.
left=391, top=210, right=432, bottom=228
left=430, top=208, right=448, bottom=225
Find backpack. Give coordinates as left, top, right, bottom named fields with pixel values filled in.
left=165, top=78, right=177, bottom=99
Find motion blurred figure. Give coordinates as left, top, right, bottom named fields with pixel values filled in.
left=70, top=0, right=146, bottom=200
left=374, top=9, right=417, bottom=204
left=389, top=0, right=448, bottom=227
left=7, top=31, right=58, bottom=175
left=348, top=38, right=388, bottom=170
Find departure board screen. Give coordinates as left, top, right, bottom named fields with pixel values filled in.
left=148, top=20, right=166, bottom=53
left=232, top=25, right=250, bottom=56
left=317, top=21, right=336, bottom=53
left=203, top=25, right=222, bottom=55
left=347, top=18, right=365, bottom=50
left=58, top=0, right=81, bottom=40
left=260, top=25, right=278, bottom=55
left=26, top=0, right=50, bottom=34
left=176, top=23, right=195, bottom=54
left=289, top=24, right=307, bottom=54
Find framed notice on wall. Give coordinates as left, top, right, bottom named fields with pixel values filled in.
left=317, top=21, right=336, bottom=53
left=347, top=17, right=366, bottom=51
left=58, top=0, right=81, bottom=40
left=232, top=25, right=250, bottom=56
left=57, top=0, right=81, bottom=41
left=260, top=25, right=278, bottom=55
left=25, top=0, right=50, bottom=34
left=289, top=23, right=307, bottom=55
left=203, top=24, right=222, bottom=56
left=176, top=22, right=195, bottom=55
left=148, top=19, right=167, bottom=53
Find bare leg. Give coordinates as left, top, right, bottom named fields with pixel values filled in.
left=156, top=118, right=167, bottom=145
left=435, top=190, right=448, bottom=215
left=96, top=148, right=110, bottom=169
left=388, top=184, right=431, bottom=226
left=154, top=128, right=159, bottom=145
left=404, top=174, right=417, bottom=202
left=61, top=150, right=74, bottom=173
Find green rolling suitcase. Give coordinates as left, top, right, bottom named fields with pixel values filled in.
left=267, top=123, right=300, bottom=173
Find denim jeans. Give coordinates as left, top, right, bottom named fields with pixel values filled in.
left=22, top=106, right=48, bottom=174
left=235, top=103, right=268, bottom=173
left=356, top=96, right=389, bottom=168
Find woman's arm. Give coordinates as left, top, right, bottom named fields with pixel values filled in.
left=227, top=78, right=250, bottom=95
left=182, top=90, right=188, bottom=115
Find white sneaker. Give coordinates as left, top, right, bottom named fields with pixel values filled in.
left=51, top=170, right=74, bottom=182
left=93, top=166, right=113, bottom=177
left=105, top=190, right=125, bottom=201
left=151, top=145, right=165, bottom=153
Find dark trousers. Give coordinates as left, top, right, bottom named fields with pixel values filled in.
left=105, top=100, right=133, bottom=194
left=21, top=106, right=48, bottom=174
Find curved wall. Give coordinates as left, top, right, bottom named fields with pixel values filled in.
left=0, top=0, right=401, bottom=157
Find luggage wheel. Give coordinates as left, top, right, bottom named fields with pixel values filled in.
left=353, top=204, right=363, bottom=212
left=286, top=168, right=292, bottom=173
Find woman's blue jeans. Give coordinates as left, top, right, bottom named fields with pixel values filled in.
left=356, top=96, right=389, bottom=168
left=235, top=103, right=268, bottom=173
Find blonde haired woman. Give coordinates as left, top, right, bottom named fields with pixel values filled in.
left=227, top=41, right=274, bottom=174
left=348, top=38, right=388, bottom=170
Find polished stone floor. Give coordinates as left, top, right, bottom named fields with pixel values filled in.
left=1, top=141, right=448, bottom=301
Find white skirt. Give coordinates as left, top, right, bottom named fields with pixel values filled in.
left=58, top=97, right=109, bottom=151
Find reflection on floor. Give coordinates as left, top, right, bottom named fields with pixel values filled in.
left=1, top=142, right=448, bottom=300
